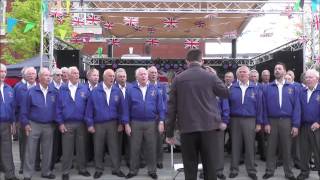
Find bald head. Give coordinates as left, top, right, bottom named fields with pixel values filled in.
left=103, top=69, right=115, bottom=88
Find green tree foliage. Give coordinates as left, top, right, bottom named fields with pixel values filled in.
left=2, top=0, right=74, bottom=64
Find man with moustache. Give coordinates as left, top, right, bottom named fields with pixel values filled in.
left=21, top=68, right=57, bottom=180
left=262, top=63, right=300, bottom=180
left=0, top=63, right=19, bottom=180
left=56, top=67, right=91, bottom=180
left=85, top=69, right=125, bottom=179
left=124, top=67, right=165, bottom=179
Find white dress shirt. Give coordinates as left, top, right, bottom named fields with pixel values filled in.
left=307, top=84, right=318, bottom=103
left=239, top=81, right=249, bottom=104
left=138, top=82, right=148, bottom=101
left=103, top=83, right=112, bottom=105
left=275, top=79, right=285, bottom=108
left=68, top=82, right=78, bottom=101
left=39, top=84, right=48, bottom=104
left=0, top=83, right=4, bottom=102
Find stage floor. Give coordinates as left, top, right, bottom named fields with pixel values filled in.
left=2, top=141, right=319, bottom=180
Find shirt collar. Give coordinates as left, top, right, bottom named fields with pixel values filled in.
left=239, top=81, right=249, bottom=87
left=118, top=83, right=126, bottom=89
left=68, top=82, right=78, bottom=88
left=27, top=82, right=36, bottom=88
left=308, top=83, right=318, bottom=91
left=0, top=83, right=4, bottom=91
left=275, top=79, right=285, bottom=85
left=21, top=79, right=26, bottom=84
left=54, top=80, right=62, bottom=87
left=137, top=81, right=148, bottom=88
left=103, top=83, right=112, bottom=90
left=39, top=84, right=48, bottom=92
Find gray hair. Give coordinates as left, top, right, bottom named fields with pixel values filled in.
left=135, top=67, right=147, bottom=78
left=52, top=68, right=62, bottom=75
left=38, top=67, right=50, bottom=77
left=305, top=69, right=319, bottom=79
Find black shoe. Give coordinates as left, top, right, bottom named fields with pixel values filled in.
left=217, top=174, right=226, bottom=180
left=93, top=171, right=103, bottom=179
left=79, top=171, right=91, bottom=177
left=263, top=173, right=274, bottom=179
left=229, top=173, right=238, bottom=178
left=285, top=175, right=297, bottom=180
left=126, top=173, right=137, bottom=179
left=157, top=163, right=163, bottom=169
left=199, top=172, right=204, bottom=179
left=23, top=178, right=31, bottom=180
left=249, top=173, right=258, bottom=180
left=239, top=160, right=244, bottom=165
left=261, top=156, right=266, bottom=161
left=140, top=163, right=146, bottom=168
left=276, top=161, right=283, bottom=167
left=297, top=173, right=309, bottom=180
left=294, top=164, right=301, bottom=169
left=5, top=177, right=19, bottom=180
left=35, top=166, right=41, bottom=171
left=112, top=171, right=125, bottom=177
left=148, top=173, right=158, bottom=179
left=62, top=174, right=69, bottom=180
left=41, top=174, right=56, bottom=179
left=19, top=169, right=23, bottom=174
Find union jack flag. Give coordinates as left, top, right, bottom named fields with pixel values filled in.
left=147, top=27, right=156, bottom=35
left=103, top=21, right=114, bottom=30
left=86, top=14, right=101, bottom=25
left=56, top=16, right=64, bottom=24
left=108, top=38, right=121, bottom=47
left=145, top=38, right=159, bottom=47
left=184, top=39, right=200, bottom=49
left=123, top=17, right=139, bottom=27
left=72, top=16, right=85, bottom=26
left=49, top=10, right=63, bottom=18
left=195, top=21, right=205, bottom=28
left=163, top=17, right=178, bottom=29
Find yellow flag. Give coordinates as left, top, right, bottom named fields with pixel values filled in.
left=59, top=29, right=67, bottom=40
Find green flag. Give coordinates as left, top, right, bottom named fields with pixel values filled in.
left=97, top=47, right=103, bottom=58
left=23, top=22, right=36, bottom=33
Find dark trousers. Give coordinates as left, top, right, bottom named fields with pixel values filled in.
left=180, top=130, right=218, bottom=180
left=51, top=124, right=62, bottom=170
left=266, top=118, right=294, bottom=176
left=256, top=129, right=266, bottom=159
left=0, top=123, right=16, bottom=179
left=299, top=125, right=320, bottom=175
left=215, top=130, right=225, bottom=175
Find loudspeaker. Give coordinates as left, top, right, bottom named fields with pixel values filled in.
left=54, top=50, right=80, bottom=68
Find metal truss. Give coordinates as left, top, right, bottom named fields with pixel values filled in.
left=50, top=0, right=308, bottom=14
left=251, top=39, right=303, bottom=66
left=84, top=57, right=252, bottom=67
